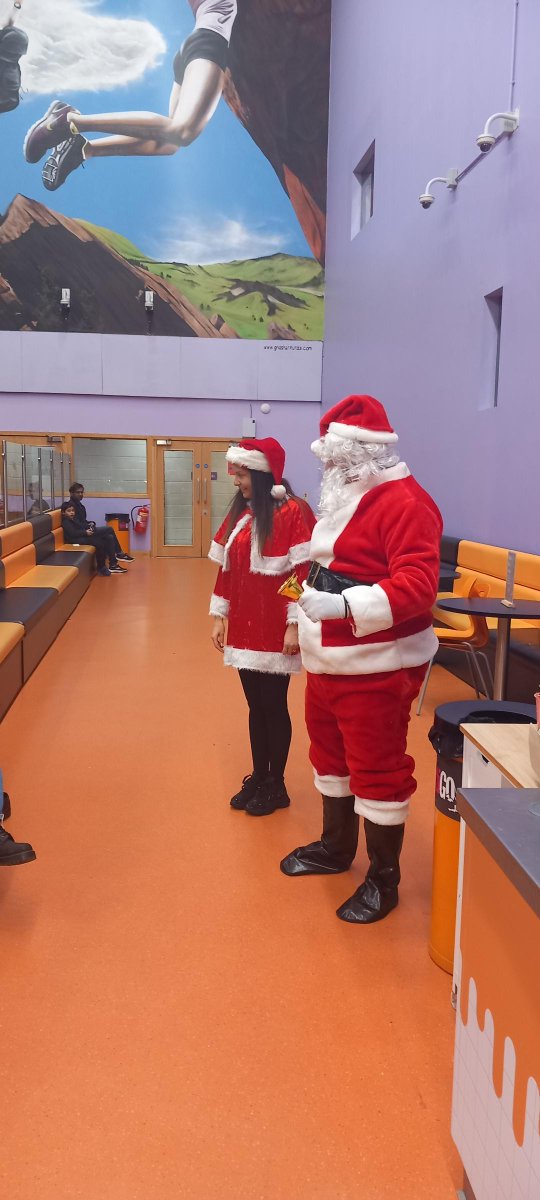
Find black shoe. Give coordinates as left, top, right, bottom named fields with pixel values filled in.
left=280, top=795, right=359, bottom=876
left=109, top=563, right=127, bottom=573
left=1, top=792, right=11, bottom=821
left=336, top=820, right=405, bottom=924
left=42, top=133, right=87, bottom=191
left=0, top=825, right=36, bottom=866
left=24, top=99, right=78, bottom=163
left=245, top=777, right=290, bottom=816
left=116, top=553, right=134, bottom=562
left=230, top=772, right=267, bottom=810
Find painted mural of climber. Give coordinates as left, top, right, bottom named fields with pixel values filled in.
left=0, top=0, right=330, bottom=337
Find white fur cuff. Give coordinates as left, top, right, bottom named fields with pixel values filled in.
left=286, top=602, right=299, bottom=624
left=289, top=541, right=312, bottom=566
left=354, top=796, right=409, bottom=825
left=343, top=582, right=393, bottom=637
left=208, top=540, right=225, bottom=565
left=209, top=593, right=230, bottom=618
left=313, top=771, right=352, bottom=797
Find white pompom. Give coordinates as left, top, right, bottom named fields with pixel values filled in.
left=271, top=484, right=287, bottom=499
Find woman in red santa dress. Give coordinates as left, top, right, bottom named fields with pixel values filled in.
left=209, top=437, right=314, bottom=816
left=280, top=395, right=442, bottom=924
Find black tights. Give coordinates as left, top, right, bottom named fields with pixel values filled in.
left=238, top=670, right=292, bottom=781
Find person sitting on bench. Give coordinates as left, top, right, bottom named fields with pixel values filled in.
left=68, top=483, right=134, bottom=562
left=61, top=500, right=126, bottom=576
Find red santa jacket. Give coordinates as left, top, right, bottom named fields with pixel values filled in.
left=209, top=498, right=314, bottom=674
left=299, top=464, right=442, bottom=675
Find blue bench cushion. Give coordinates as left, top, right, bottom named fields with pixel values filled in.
left=0, top=587, right=57, bottom=631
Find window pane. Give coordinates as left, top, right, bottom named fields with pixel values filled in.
left=5, top=442, right=24, bottom=525
left=164, top=451, right=193, bottom=546
left=73, top=438, right=147, bottom=494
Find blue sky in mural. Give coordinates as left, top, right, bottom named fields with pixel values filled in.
left=1, top=0, right=311, bottom=263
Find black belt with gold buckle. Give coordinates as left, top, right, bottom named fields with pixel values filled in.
left=306, top=562, right=373, bottom=593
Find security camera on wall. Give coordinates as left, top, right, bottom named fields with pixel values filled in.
left=419, top=193, right=435, bottom=210
left=476, top=110, right=519, bottom=153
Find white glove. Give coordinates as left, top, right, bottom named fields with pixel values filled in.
left=299, top=586, right=346, bottom=623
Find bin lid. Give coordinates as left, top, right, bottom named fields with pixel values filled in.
left=105, top=513, right=129, bottom=521
left=431, top=700, right=536, bottom=736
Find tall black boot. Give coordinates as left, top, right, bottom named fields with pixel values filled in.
left=336, top=819, right=404, bottom=924
left=280, top=795, right=359, bottom=876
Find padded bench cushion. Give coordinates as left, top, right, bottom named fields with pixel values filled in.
left=0, top=587, right=57, bottom=631
left=52, top=528, right=95, bottom=553
left=43, top=550, right=94, bottom=572
left=0, top=622, right=24, bottom=661
left=0, top=521, right=33, bottom=557
left=10, top=564, right=78, bottom=594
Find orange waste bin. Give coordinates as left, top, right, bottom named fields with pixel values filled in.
left=105, top=512, right=130, bottom=556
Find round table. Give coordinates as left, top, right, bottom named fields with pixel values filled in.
left=436, top=598, right=540, bottom=701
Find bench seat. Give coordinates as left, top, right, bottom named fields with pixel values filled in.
left=10, top=564, right=79, bottom=594
left=0, top=586, right=57, bottom=630
left=0, top=622, right=24, bottom=720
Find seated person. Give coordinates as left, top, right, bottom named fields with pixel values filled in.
left=68, top=482, right=133, bottom=562
left=61, top=500, right=127, bottom=576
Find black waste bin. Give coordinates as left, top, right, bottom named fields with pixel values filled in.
left=105, top=512, right=130, bottom=555
left=427, top=700, right=535, bottom=973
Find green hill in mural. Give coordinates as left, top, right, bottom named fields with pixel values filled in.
left=78, top=221, right=324, bottom=340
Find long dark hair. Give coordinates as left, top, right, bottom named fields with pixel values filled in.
left=226, top=472, right=299, bottom=554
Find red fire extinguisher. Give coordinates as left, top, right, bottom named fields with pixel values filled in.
left=131, top=504, right=149, bottom=535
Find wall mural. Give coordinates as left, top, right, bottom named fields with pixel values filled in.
left=0, top=0, right=329, bottom=339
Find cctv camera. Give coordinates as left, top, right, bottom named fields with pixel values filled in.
left=476, top=133, right=496, bottom=153
left=419, top=193, right=435, bottom=209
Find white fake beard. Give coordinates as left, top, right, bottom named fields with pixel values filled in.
left=315, top=435, right=400, bottom=521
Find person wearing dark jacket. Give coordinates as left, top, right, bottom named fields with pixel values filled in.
left=68, top=483, right=133, bottom=563
left=61, top=501, right=124, bottom=576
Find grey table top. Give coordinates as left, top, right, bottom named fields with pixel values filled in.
left=457, top=788, right=540, bottom=918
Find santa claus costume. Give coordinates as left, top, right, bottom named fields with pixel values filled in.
left=280, top=395, right=442, bottom=924
left=209, top=437, right=314, bottom=816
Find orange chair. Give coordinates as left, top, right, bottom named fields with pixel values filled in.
left=417, top=578, right=494, bottom=714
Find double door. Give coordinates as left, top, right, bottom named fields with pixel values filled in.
left=155, top=440, right=236, bottom=557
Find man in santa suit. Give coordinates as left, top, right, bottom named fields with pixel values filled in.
left=280, top=394, right=442, bottom=924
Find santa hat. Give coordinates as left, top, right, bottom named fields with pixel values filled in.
left=319, top=395, right=398, bottom=444
left=226, top=437, right=287, bottom=499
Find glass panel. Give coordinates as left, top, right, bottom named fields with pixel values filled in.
left=211, top=452, right=236, bottom=538
left=64, top=454, right=72, bottom=499
left=73, top=438, right=147, bottom=494
left=25, top=445, right=42, bottom=516
left=0, top=445, right=5, bottom=527
left=164, top=451, right=193, bottom=546
left=40, top=448, right=53, bottom=513
left=5, top=442, right=24, bottom=525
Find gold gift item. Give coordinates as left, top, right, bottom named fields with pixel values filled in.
left=278, top=572, right=303, bottom=601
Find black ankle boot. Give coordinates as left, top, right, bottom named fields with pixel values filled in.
left=230, top=772, right=267, bottom=810
left=336, top=819, right=404, bottom=924
left=245, top=777, right=290, bottom=816
left=0, top=824, right=36, bottom=866
left=280, top=795, right=359, bottom=876
left=1, top=791, right=11, bottom=821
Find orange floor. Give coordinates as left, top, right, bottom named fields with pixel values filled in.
left=0, top=558, right=470, bottom=1200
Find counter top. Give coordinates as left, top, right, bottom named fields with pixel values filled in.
left=460, top=722, right=540, bottom=789
left=457, top=788, right=540, bottom=918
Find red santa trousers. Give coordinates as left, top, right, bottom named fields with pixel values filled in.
left=305, top=665, right=428, bottom=825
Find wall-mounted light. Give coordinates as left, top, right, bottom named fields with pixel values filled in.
left=60, top=287, right=70, bottom=320
left=156, top=439, right=172, bottom=446
left=47, top=435, right=63, bottom=444
left=476, top=109, right=519, bottom=153
left=419, top=168, right=458, bottom=209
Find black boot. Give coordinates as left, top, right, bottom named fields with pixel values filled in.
left=245, top=777, right=290, bottom=816
left=280, top=795, right=359, bottom=876
left=230, top=772, right=268, bottom=810
left=1, top=791, right=11, bottom=821
left=336, top=819, right=404, bottom=924
left=0, top=824, right=36, bottom=866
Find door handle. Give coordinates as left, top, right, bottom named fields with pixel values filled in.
left=203, top=479, right=208, bottom=503
left=196, top=477, right=200, bottom=503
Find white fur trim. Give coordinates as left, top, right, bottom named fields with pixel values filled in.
left=224, top=647, right=302, bottom=674
left=289, top=540, right=312, bottom=567
left=271, top=484, right=286, bottom=499
left=250, top=540, right=290, bottom=576
left=222, top=511, right=251, bottom=571
left=343, top=583, right=394, bottom=637
left=313, top=771, right=352, bottom=797
left=209, top=593, right=229, bottom=618
left=298, top=611, right=438, bottom=675
left=208, top=539, right=225, bottom=566
left=327, top=420, right=399, bottom=444
left=286, top=602, right=299, bottom=624
left=354, top=797, right=409, bottom=825
left=226, top=446, right=271, bottom=473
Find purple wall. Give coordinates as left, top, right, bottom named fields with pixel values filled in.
left=0, top=393, right=322, bottom=510
left=323, top=0, right=540, bottom=553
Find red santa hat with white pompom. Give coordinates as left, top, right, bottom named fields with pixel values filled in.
left=226, top=437, right=287, bottom=499
left=318, top=394, right=399, bottom=444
